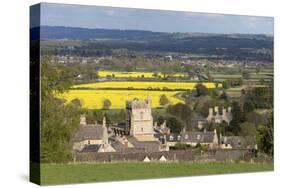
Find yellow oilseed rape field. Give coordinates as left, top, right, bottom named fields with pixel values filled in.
left=59, top=90, right=183, bottom=109
left=98, top=71, right=186, bottom=78
left=72, top=81, right=220, bottom=90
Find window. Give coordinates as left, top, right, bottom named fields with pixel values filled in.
left=177, top=135, right=181, bottom=140
left=141, top=128, right=143, bottom=132
left=140, top=111, right=144, bottom=119
left=197, top=135, right=201, bottom=139
left=185, top=135, right=188, bottom=139
left=88, top=140, right=90, bottom=144
left=170, top=135, right=174, bottom=140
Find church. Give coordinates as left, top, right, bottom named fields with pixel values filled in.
left=72, top=97, right=219, bottom=154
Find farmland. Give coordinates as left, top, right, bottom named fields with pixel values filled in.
left=40, top=162, right=273, bottom=185
left=72, top=81, right=220, bottom=90
left=98, top=71, right=186, bottom=78
left=58, top=81, right=221, bottom=109
left=59, top=89, right=182, bottom=109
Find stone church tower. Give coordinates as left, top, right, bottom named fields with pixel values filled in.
left=126, top=97, right=155, bottom=141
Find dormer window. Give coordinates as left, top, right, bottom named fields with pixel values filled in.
left=197, top=135, right=201, bottom=140
left=170, top=135, right=174, bottom=140
left=177, top=135, right=181, bottom=140
left=185, top=135, right=188, bottom=139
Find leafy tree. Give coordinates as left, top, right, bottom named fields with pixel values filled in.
left=195, top=83, right=209, bottom=96
left=71, top=98, right=82, bottom=107
left=41, top=56, right=81, bottom=163
left=242, top=70, right=251, bottom=79
left=222, top=80, right=230, bottom=89
left=103, top=99, right=111, bottom=109
left=156, top=116, right=165, bottom=125
left=243, top=100, right=255, bottom=113
left=214, top=83, right=219, bottom=88
left=159, top=94, right=169, bottom=106
left=256, top=112, right=273, bottom=156
left=167, top=103, right=193, bottom=130
left=171, top=143, right=191, bottom=150
left=229, top=101, right=245, bottom=135
left=166, top=116, right=184, bottom=133
left=152, top=72, right=159, bottom=78
left=240, top=122, right=257, bottom=136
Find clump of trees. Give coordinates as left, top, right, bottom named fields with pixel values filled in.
left=41, top=56, right=82, bottom=163
left=195, top=83, right=209, bottom=96
left=159, top=94, right=169, bottom=106
left=166, top=103, right=194, bottom=133
left=103, top=99, right=112, bottom=109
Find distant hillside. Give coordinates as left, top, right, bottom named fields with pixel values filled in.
left=35, top=26, right=169, bottom=40
left=36, top=26, right=273, bottom=61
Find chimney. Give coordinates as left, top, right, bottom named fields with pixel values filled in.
left=103, top=116, right=106, bottom=127
left=228, top=107, right=232, bottom=113
left=222, top=108, right=226, bottom=116
left=161, top=120, right=166, bottom=129
left=209, top=108, right=213, bottom=116
left=214, top=106, right=219, bottom=114
left=124, top=141, right=128, bottom=148
left=147, top=95, right=152, bottom=106
left=80, top=114, right=86, bottom=125
left=153, top=122, right=157, bottom=129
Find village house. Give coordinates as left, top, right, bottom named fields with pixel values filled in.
left=220, top=135, right=257, bottom=150
left=166, top=129, right=219, bottom=149
left=72, top=115, right=115, bottom=153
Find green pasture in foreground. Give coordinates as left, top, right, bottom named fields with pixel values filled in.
left=40, top=162, right=273, bottom=185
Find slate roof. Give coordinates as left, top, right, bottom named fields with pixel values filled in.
left=81, top=144, right=101, bottom=153
left=221, top=136, right=257, bottom=149
left=167, top=132, right=215, bottom=143
left=73, top=125, right=105, bottom=142
left=127, top=136, right=161, bottom=152
left=111, top=140, right=126, bottom=152
left=111, top=140, right=146, bottom=153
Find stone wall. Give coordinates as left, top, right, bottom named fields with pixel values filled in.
left=74, top=149, right=256, bottom=162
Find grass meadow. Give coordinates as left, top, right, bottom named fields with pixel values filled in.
left=40, top=162, right=273, bottom=185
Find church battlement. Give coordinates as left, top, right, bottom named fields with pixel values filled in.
left=126, top=97, right=151, bottom=109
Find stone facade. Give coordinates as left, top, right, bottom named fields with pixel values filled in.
left=126, top=97, right=155, bottom=141
left=166, top=129, right=219, bottom=149
left=73, top=115, right=115, bottom=152
left=207, top=106, right=232, bottom=125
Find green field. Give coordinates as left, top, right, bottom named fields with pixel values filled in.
left=40, top=162, right=273, bottom=185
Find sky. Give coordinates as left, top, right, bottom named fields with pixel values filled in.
left=35, top=3, right=274, bottom=35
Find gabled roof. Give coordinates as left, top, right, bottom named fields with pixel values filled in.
left=111, top=140, right=126, bottom=152
left=127, top=136, right=161, bottom=152
left=81, top=144, right=101, bottom=152
left=221, top=136, right=256, bottom=149
left=73, top=125, right=105, bottom=142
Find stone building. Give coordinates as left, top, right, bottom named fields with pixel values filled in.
left=72, top=115, right=115, bottom=152
left=126, top=97, right=156, bottom=141
left=206, top=106, right=232, bottom=125
left=220, top=135, right=257, bottom=149
left=166, top=129, right=219, bottom=149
